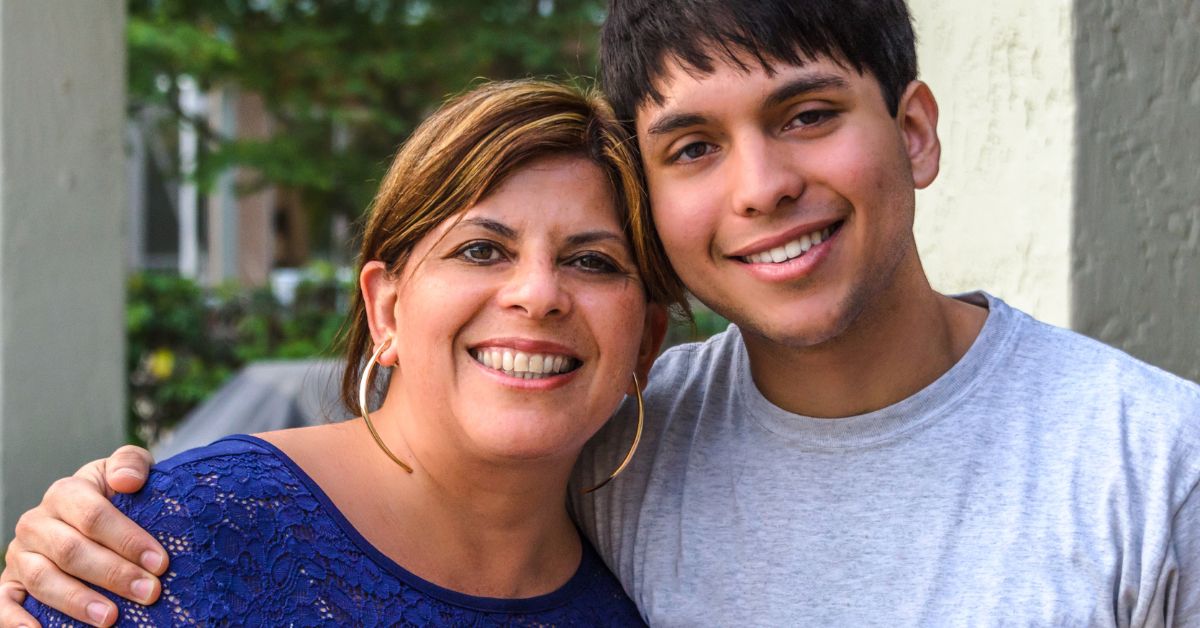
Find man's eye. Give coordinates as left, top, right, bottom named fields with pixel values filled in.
left=672, top=141, right=715, bottom=164
left=459, top=242, right=504, bottom=263
left=569, top=253, right=618, bottom=273
left=786, top=109, right=835, bottom=129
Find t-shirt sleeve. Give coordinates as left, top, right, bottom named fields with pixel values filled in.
left=1170, top=479, right=1200, bottom=625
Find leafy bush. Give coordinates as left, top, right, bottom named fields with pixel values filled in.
left=126, top=267, right=349, bottom=445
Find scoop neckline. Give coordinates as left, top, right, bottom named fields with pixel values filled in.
left=215, top=434, right=594, bottom=615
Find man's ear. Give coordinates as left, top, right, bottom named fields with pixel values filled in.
left=630, top=304, right=669, bottom=394
left=896, top=80, right=941, bottom=190
left=360, top=260, right=401, bottom=366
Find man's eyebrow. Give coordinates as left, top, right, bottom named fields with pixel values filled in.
left=764, top=74, right=850, bottom=108
left=645, top=113, right=708, bottom=137
left=455, top=217, right=517, bottom=239
left=644, top=74, right=850, bottom=137
left=566, top=230, right=626, bottom=248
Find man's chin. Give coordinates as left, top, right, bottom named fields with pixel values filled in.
left=720, top=287, right=869, bottom=351
left=745, top=320, right=851, bottom=353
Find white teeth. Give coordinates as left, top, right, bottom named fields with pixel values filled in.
left=471, top=349, right=578, bottom=379
left=742, top=225, right=835, bottom=265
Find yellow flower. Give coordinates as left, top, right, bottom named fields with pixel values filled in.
left=147, top=348, right=175, bottom=380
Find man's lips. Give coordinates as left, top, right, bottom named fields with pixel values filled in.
left=729, top=219, right=844, bottom=264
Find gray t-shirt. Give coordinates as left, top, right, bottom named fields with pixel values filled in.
left=571, top=293, right=1200, bottom=627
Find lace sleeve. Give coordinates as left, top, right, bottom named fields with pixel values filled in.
left=23, top=446, right=319, bottom=626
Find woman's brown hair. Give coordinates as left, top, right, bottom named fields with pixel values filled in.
left=339, top=79, right=686, bottom=414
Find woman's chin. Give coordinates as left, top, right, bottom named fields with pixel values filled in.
left=461, top=415, right=596, bottom=465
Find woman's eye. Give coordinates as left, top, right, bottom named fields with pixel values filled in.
left=459, top=242, right=504, bottom=263
left=569, top=253, right=618, bottom=273
left=672, top=141, right=715, bottom=164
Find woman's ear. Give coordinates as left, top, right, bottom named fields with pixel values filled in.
left=896, top=80, right=941, bottom=190
left=630, top=304, right=668, bottom=394
left=361, top=261, right=401, bottom=366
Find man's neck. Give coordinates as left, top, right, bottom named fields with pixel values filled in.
left=741, top=272, right=987, bottom=418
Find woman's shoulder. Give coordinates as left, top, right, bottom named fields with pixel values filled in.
left=118, top=435, right=333, bottom=567
left=25, top=435, right=361, bottom=625
left=134, top=434, right=304, bottom=506
left=141, top=424, right=357, bottom=508
left=150, top=433, right=277, bottom=471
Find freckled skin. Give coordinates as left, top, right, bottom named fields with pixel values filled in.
left=370, top=155, right=655, bottom=465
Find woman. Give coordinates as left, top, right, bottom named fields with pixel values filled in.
left=16, top=79, right=684, bottom=626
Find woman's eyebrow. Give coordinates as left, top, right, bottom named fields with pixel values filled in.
left=455, top=217, right=517, bottom=239
left=566, top=230, right=626, bottom=248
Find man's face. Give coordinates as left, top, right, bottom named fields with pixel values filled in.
left=635, top=55, right=939, bottom=349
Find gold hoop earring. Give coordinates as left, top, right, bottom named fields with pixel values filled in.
left=582, top=373, right=644, bottom=494
left=359, top=335, right=413, bottom=473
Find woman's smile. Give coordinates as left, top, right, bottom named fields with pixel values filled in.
left=369, top=154, right=655, bottom=461
left=469, top=338, right=582, bottom=382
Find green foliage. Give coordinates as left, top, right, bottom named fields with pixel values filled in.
left=664, top=301, right=732, bottom=349
left=128, top=0, right=605, bottom=249
left=126, top=268, right=350, bottom=445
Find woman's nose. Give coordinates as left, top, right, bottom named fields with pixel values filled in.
left=495, top=260, right=571, bottom=319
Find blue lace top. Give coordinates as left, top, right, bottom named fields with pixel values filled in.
left=25, top=435, right=645, bottom=627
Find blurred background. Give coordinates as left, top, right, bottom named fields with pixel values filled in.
left=116, top=0, right=726, bottom=448
left=0, top=0, right=1196, bottom=545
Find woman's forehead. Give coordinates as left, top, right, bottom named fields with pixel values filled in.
left=457, top=157, right=623, bottom=232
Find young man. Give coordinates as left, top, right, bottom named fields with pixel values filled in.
left=4, top=1, right=1198, bottom=625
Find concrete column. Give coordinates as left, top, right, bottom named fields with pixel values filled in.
left=0, top=1, right=126, bottom=542
left=204, top=89, right=276, bottom=287
left=206, top=86, right=239, bottom=285
left=1072, top=0, right=1200, bottom=383
left=909, top=0, right=1199, bottom=382
left=235, top=92, right=276, bottom=287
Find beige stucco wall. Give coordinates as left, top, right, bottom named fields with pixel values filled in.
left=908, top=1, right=1077, bottom=327
left=908, top=1, right=1198, bottom=382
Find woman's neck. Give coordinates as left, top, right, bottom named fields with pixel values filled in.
left=257, top=414, right=583, bottom=599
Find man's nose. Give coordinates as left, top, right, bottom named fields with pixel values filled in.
left=729, top=136, right=804, bottom=217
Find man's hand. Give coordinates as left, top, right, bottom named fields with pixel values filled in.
left=0, top=446, right=165, bottom=627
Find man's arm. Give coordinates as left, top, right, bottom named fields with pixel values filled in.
left=0, top=446, right=165, bottom=628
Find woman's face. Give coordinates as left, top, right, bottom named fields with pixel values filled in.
left=365, top=155, right=660, bottom=465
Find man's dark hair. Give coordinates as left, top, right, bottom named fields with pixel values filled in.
left=601, top=0, right=918, bottom=123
